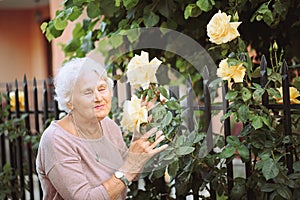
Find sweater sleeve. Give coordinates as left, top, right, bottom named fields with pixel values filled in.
left=48, top=161, right=110, bottom=200
left=40, top=125, right=111, bottom=200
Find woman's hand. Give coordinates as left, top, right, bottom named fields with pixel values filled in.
left=120, top=128, right=168, bottom=180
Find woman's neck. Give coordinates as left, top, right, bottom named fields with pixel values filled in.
left=68, top=113, right=103, bottom=139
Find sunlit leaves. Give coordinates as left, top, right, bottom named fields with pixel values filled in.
left=251, top=3, right=274, bottom=26
left=251, top=116, right=263, bottom=130
left=87, top=1, right=100, bottom=18
left=262, top=158, right=279, bottom=180
left=122, top=0, right=139, bottom=10
left=220, top=146, right=235, bottom=158
left=176, top=146, right=195, bottom=156
left=143, top=11, right=160, bottom=27
left=184, top=4, right=201, bottom=19
left=196, top=0, right=215, bottom=12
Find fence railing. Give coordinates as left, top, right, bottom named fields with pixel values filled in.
left=0, top=55, right=299, bottom=199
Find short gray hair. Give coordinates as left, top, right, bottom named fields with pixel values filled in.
left=54, top=57, right=113, bottom=113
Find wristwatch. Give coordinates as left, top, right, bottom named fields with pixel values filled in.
left=114, top=171, right=130, bottom=186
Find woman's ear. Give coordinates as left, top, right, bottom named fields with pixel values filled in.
left=67, top=102, right=73, bottom=110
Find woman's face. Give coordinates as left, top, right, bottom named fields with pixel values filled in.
left=71, top=70, right=111, bottom=121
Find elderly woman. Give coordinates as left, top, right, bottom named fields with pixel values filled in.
left=36, top=57, right=167, bottom=200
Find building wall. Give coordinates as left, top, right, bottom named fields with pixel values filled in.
left=0, top=6, right=50, bottom=84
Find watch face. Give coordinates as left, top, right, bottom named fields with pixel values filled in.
left=115, top=171, right=124, bottom=178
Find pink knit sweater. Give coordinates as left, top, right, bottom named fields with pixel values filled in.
left=36, top=117, right=128, bottom=200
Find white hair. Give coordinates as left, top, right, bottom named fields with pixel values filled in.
left=54, top=57, right=113, bottom=113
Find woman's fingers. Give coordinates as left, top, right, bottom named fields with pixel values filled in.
left=150, top=144, right=168, bottom=155
left=155, top=130, right=163, bottom=140
left=141, top=127, right=158, bottom=140
left=149, top=135, right=165, bottom=149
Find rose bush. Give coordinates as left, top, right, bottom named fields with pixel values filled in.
left=120, top=51, right=185, bottom=144
left=40, top=0, right=300, bottom=199
left=208, top=9, right=300, bottom=200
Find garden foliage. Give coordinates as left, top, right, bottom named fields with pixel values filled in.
left=39, top=0, right=300, bottom=199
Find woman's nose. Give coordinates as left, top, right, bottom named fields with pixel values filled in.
left=94, top=90, right=102, bottom=101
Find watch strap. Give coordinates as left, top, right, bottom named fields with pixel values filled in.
left=114, top=171, right=130, bottom=186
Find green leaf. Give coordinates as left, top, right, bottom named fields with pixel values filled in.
left=238, top=105, right=250, bottom=123
left=220, top=146, right=236, bottom=158
left=126, top=28, right=140, bottom=43
left=87, top=2, right=101, bottom=18
left=196, top=0, right=214, bottom=12
left=115, top=0, right=121, bottom=7
left=288, top=173, right=300, bottom=179
left=237, top=144, right=250, bottom=160
left=251, top=66, right=261, bottom=78
left=262, top=159, right=279, bottom=180
left=168, top=160, right=179, bottom=177
left=263, top=9, right=274, bottom=26
left=269, top=72, right=282, bottom=83
left=252, top=3, right=274, bottom=26
left=80, top=31, right=94, bottom=53
left=175, top=135, right=185, bottom=146
left=277, top=187, right=292, bottom=200
left=161, top=111, right=172, bottom=127
left=226, top=136, right=240, bottom=147
left=209, top=77, right=222, bottom=89
left=293, top=161, right=300, bottom=172
left=63, top=38, right=80, bottom=52
left=72, top=23, right=85, bottom=38
left=184, top=4, right=201, bottom=19
left=46, top=21, right=63, bottom=41
left=239, top=124, right=254, bottom=137
left=220, top=111, right=232, bottom=121
left=292, top=77, right=300, bottom=89
left=68, top=6, right=82, bottom=21
left=261, top=183, right=279, bottom=192
left=252, top=116, right=263, bottom=130
left=241, top=87, right=252, bottom=102
left=225, top=91, right=238, bottom=101
left=40, top=22, right=48, bottom=33
left=143, top=11, right=159, bottom=27
left=158, top=86, right=169, bottom=99
left=163, top=151, right=176, bottom=160
left=54, top=18, right=68, bottom=30
left=73, top=0, right=86, bottom=6
left=109, top=34, right=123, bottom=48
left=253, top=87, right=264, bottom=102
left=165, top=101, right=181, bottom=110
left=151, top=104, right=167, bottom=121
left=176, top=146, right=195, bottom=156
left=123, top=0, right=139, bottom=10
left=261, top=116, right=272, bottom=129
left=150, top=166, right=165, bottom=180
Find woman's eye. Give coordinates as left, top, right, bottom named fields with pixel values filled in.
left=98, top=87, right=107, bottom=92
left=84, top=90, right=93, bottom=95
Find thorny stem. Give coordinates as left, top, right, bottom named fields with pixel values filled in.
left=274, top=50, right=279, bottom=73
left=269, top=44, right=275, bottom=72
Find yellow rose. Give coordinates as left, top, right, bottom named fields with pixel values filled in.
left=217, top=58, right=246, bottom=83
left=9, top=91, right=25, bottom=111
left=207, top=10, right=242, bottom=44
left=120, top=95, right=148, bottom=132
left=274, top=87, right=300, bottom=104
left=127, top=51, right=162, bottom=89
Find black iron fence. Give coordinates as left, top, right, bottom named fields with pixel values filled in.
left=0, top=55, right=300, bottom=199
